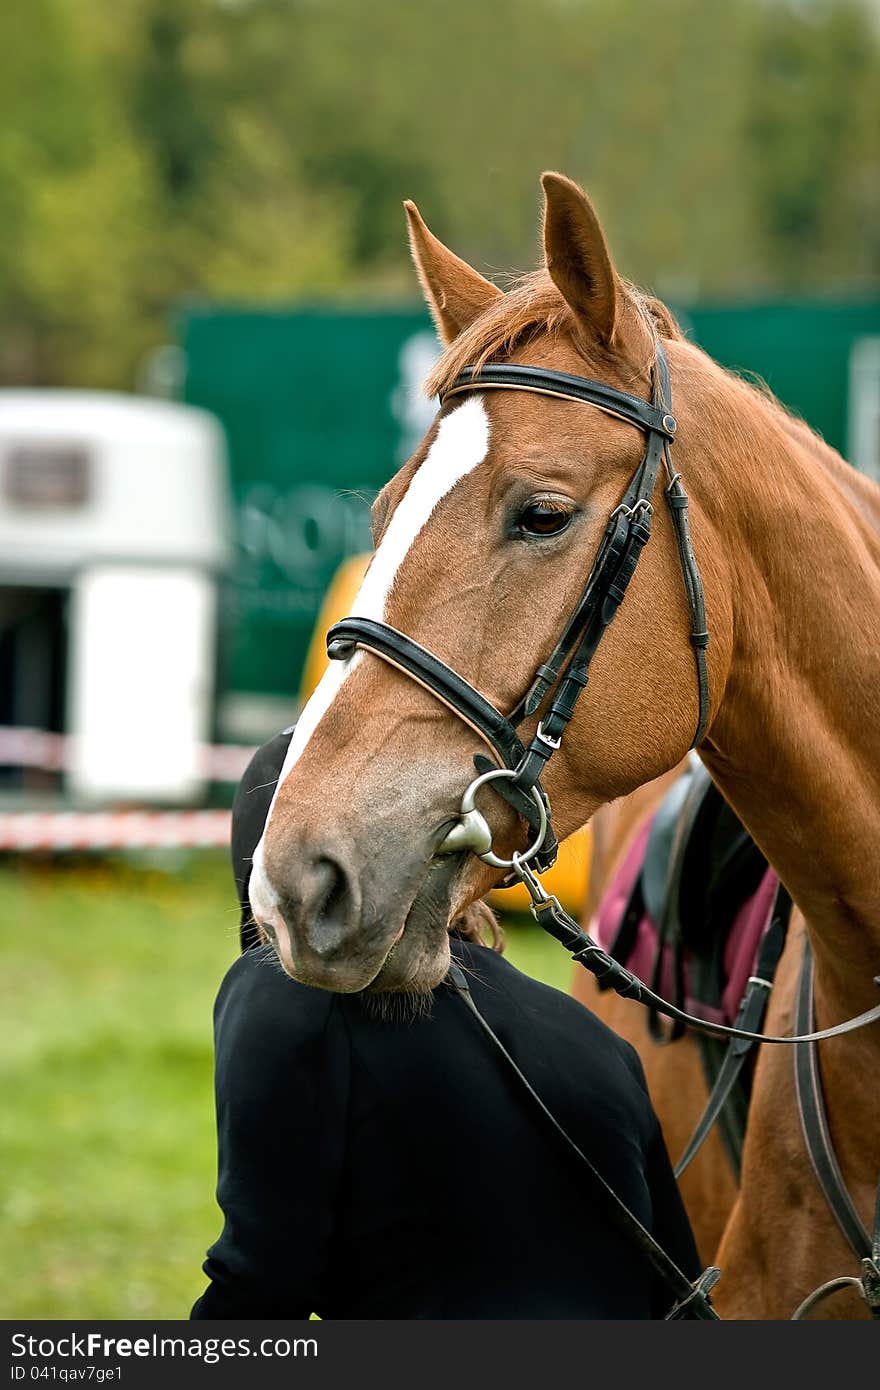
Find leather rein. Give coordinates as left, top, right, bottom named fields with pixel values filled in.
left=324, top=343, right=880, bottom=1318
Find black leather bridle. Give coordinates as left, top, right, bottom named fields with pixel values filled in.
left=327, top=341, right=710, bottom=873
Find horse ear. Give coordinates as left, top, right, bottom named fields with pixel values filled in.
left=541, top=172, right=619, bottom=347
left=404, top=200, right=502, bottom=345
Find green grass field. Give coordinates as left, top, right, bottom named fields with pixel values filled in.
left=1, top=855, right=571, bottom=1319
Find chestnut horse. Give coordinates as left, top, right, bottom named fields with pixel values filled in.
left=249, top=172, right=880, bottom=1317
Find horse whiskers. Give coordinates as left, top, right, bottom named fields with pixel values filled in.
left=253, top=942, right=286, bottom=975
left=337, top=488, right=375, bottom=506
left=361, top=989, right=434, bottom=1024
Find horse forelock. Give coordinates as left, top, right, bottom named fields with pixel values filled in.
left=423, top=263, right=853, bottom=510
left=424, top=268, right=682, bottom=401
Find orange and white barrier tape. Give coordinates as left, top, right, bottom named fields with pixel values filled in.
left=0, top=809, right=233, bottom=852
left=0, top=726, right=256, bottom=782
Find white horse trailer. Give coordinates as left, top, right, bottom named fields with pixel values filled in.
left=0, top=392, right=230, bottom=805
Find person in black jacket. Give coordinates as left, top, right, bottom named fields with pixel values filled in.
left=191, top=730, right=699, bottom=1320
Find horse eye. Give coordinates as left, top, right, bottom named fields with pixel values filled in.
left=517, top=502, right=573, bottom=538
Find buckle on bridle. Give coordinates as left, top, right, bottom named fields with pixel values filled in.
left=536, top=721, right=562, bottom=750
left=510, top=852, right=554, bottom=907
left=610, top=498, right=653, bottom=523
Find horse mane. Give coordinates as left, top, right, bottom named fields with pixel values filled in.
left=424, top=267, right=684, bottom=400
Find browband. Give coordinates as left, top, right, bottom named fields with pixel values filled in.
left=441, top=363, right=677, bottom=440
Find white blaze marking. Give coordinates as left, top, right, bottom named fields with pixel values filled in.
left=249, top=397, right=489, bottom=908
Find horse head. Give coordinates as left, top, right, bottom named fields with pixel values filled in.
left=248, top=172, right=729, bottom=992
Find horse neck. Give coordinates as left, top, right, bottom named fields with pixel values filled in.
left=684, top=351, right=880, bottom=1014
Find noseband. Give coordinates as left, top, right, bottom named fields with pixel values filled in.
left=327, top=340, right=710, bottom=873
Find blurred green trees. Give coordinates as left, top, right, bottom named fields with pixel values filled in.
left=1, top=0, right=878, bottom=387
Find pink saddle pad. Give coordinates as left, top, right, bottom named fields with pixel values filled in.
left=592, top=819, right=779, bottom=1026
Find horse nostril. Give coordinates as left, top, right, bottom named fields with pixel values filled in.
left=276, top=853, right=357, bottom=959
left=312, top=856, right=350, bottom=935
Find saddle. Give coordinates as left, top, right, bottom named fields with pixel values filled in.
left=593, top=760, right=783, bottom=1174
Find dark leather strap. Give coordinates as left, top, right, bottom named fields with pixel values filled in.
left=508, top=504, right=640, bottom=725
left=508, top=413, right=672, bottom=787
left=603, top=874, right=646, bottom=978
left=531, top=890, right=880, bottom=1046
left=510, top=508, right=656, bottom=790
left=674, top=889, right=791, bottom=1178
left=646, top=765, right=714, bottom=1045
left=640, top=764, right=704, bottom=924
left=327, top=616, right=527, bottom=769
left=665, top=470, right=711, bottom=745
left=446, top=960, right=721, bottom=1319
left=794, top=936, right=872, bottom=1258
left=432, top=343, right=710, bottom=758
left=441, top=363, right=677, bottom=440
left=507, top=353, right=671, bottom=734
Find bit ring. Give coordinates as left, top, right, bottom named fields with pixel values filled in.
left=458, top=767, right=548, bottom=869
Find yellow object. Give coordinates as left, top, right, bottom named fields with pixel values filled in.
left=300, top=553, right=590, bottom=918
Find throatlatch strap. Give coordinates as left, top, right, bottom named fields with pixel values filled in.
left=666, top=469, right=711, bottom=746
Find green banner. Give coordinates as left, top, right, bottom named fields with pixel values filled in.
left=183, top=309, right=439, bottom=708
